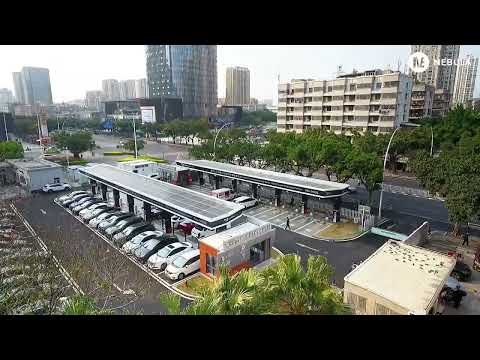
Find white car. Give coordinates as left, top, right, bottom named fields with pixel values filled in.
left=165, top=249, right=200, bottom=281
left=232, top=196, right=258, bottom=209
left=57, top=191, right=87, bottom=202
left=147, top=242, right=192, bottom=271
left=79, top=203, right=108, bottom=218
left=191, top=225, right=216, bottom=239
left=122, top=230, right=164, bottom=255
left=89, top=210, right=120, bottom=228
left=42, top=183, right=71, bottom=193
left=171, top=215, right=184, bottom=229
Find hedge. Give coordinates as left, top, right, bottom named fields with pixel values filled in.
left=116, top=155, right=168, bottom=164
left=103, top=151, right=135, bottom=156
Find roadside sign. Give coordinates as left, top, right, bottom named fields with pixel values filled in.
left=358, top=205, right=371, bottom=214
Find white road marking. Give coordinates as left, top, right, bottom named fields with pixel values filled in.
left=250, top=207, right=278, bottom=217
left=279, top=214, right=304, bottom=227
left=264, top=212, right=289, bottom=222
left=294, top=220, right=317, bottom=232
left=40, top=209, right=46, bottom=215
left=296, top=242, right=319, bottom=253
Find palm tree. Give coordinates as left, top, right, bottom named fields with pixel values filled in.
left=260, top=255, right=350, bottom=315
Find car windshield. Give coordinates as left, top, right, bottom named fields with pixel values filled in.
left=144, top=240, right=159, bottom=250
left=116, top=220, right=128, bottom=227
left=194, top=226, right=205, bottom=231
left=157, top=246, right=173, bottom=257
left=172, top=255, right=188, bottom=267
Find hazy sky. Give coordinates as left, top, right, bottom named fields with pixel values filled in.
left=1, top=45, right=479, bottom=103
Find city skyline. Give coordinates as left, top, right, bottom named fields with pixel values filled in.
left=0, top=45, right=480, bottom=104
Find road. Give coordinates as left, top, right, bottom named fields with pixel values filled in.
left=14, top=192, right=187, bottom=314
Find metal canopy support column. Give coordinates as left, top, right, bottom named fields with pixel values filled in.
left=302, top=194, right=308, bottom=214
left=143, top=202, right=152, bottom=222
left=274, top=188, right=282, bottom=207
left=332, top=197, right=341, bottom=223
left=252, top=183, right=258, bottom=199
left=214, top=175, right=220, bottom=190
left=113, top=189, right=120, bottom=208
left=162, top=211, right=172, bottom=234
left=127, top=194, right=135, bottom=213
left=90, top=179, right=97, bottom=195
left=232, top=179, right=238, bottom=193
left=101, top=184, right=107, bottom=201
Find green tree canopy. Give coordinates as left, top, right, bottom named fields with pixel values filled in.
left=53, top=131, right=94, bottom=159
left=0, top=141, right=24, bottom=161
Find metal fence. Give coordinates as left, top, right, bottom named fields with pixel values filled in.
left=340, top=208, right=376, bottom=230
left=381, top=184, right=432, bottom=198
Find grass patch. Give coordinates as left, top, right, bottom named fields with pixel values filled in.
left=177, top=274, right=214, bottom=296
left=116, top=155, right=168, bottom=164
left=318, top=221, right=361, bottom=239
left=103, top=151, right=134, bottom=156
left=59, top=159, right=88, bottom=166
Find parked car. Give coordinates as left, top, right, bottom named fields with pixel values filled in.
left=165, top=249, right=200, bottom=281
left=232, top=196, right=258, bottom=209
left=347, top=185, right=357, bottom=193
left=89, top=210, right=122, bottom=228
left=72, top=198, right=103, bottom=214
left=191, top=225, right=216, bottom=239
left=209, top=188, right=235, bottom=201
left=122, top=230, right=165, bottom=254
left=134, top=238, right=178, bottom=264
left=68, top=196, right=95, bottom=210
left=42, top=183, right=71, bottom=193
left=105, top=216, right=142, bottom=238
left=451, top=261, right=472, bottom=281
left=171, top=215, right=184, bottom=229
left=61, top=193, right=90, bottom=207
left=83, top=206, right=115, bottom=222
left=79, top=203, right=108, bottom=218
left=147, top=242, right=193, bottom=271
left=57, top=191, right=87, bottom=203
left=179, top=220, right=196, bottom=235
left=98, top=212, right=134, bottom=232
left=112, top=222, right=156, bottom=246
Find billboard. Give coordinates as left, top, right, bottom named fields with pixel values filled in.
left=39, top=112, right=49, bottom=138
left=141, top=106, right=156, bottom=123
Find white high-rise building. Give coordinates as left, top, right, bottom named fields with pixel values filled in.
left=453, top=54, right=479, bottom=107
left=135, top=78, right=147, bottom=98
left=119, top=80, right=136, bottom=100
left=85, top=90, right=104, bottom=111
left=226, top=66, right=250, bottom=106
left=102, top=79, right=120, bottom=101
left=0, top=88, right=15, bottom=104
left=277, top=69, right=413, bottom=135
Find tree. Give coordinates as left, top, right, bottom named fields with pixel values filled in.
left=123, top=139, right=145, bottom=153
left=0, top=141, right=24, bottom=161
left=53, top=131, right=94, bottom=159
left=349, top=152, right=383, bottom=206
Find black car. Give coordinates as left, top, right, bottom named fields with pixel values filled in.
left=112, top=222, right=156, bottom=246
left=451, top=261, right=472, bottom=281
left=133, top=237, right=178, bottom=263
left=105, top=216, right=142, bottom=238
left=62, top=193, right=90, bottom=207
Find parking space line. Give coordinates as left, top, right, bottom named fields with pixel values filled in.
left=293, top=220, right=317, bottom=232
left=263, top=211, right=289, bottom=222
left=249, top=207, right=278, bottom=217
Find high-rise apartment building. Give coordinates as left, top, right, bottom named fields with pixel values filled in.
left=119, top=80, right=136, bottom=100
left=226, top=66, right=250, bottom=106
left=409, top=82, right=435, bottom=121
left=0, top=88, right=15, bottom=104
left=135, top=78, right=147, bottom=98
left=102, top=79, right=120, bottom=101
left=410, top=45, right=460, bottom=111
left=277, top=69, right=412, bottom=135
left=85, top=90, right=104, bottom=111
left=146, top=45, right=217, bottom=117
left=14, top=67, right=53, bottom=105
left=12, top=72, right=26, bottom=104
left=453, top=54, right=479, bottom=107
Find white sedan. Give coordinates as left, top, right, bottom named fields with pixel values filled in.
left=42, top=183, right=71, bottom=193
left=232, top=196, right=258, bottom=209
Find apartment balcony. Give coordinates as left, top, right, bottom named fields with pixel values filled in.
left=381, top=98, right=397, bottom=105
left=293, top=92, right=304, bottom=98
left=355, top=98, right=371, bottom=105
left=331, top=100, right=344, bottom=106
left=292, top=102, right=304, bottom=107
left=354, top=110, right=369, bottom=116
left=304, top=111, right=312, bottom=116
left=310, top=101, right=323, bottom=106
left=330, top=110, right=344, bottom=116
left=381, top=86, right=398, bottom=94
left=356, top=87, right=372, bottom=95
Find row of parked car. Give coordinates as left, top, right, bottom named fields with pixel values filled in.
left=56, top=191, right=201, bottom=281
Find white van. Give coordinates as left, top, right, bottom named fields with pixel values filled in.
left=209, top=188, right=235, bottom=201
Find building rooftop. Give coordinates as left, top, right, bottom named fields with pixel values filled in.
left=344, top=240, right=456, bottom=314
left=79, top=164, right=244, bottom=229
left=200, top=218, right=271, bottom=253
left=7, top=158, right=62, bottom=170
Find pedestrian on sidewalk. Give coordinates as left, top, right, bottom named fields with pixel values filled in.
left=285, top=216, right=290, bottom=230
left=462, top=231, right=469, bottom=247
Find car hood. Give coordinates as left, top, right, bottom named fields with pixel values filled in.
left=148, top=253, right=166, bottom=264
left=134, top=247, right=151, bottom=257
left=165, top=264, right=180, bottom=274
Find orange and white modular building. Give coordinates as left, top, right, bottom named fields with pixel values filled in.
left=198, top=217, right=275, bottom=277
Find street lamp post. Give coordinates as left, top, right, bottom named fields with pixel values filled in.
left=430, top=126, right=434, bottom=157
left=132, top=116, right=138, bottom=159
left=213, top=122, right=232, bottom=159
left=378, top=127, right=400, bottom=220
left=2, top=112, right=8, bottom=141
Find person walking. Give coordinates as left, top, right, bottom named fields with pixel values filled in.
left=462, top=231, right=469, bottom=247
left=285, top=216, right=290, bottom=230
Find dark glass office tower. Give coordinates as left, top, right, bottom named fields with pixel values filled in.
left=146, top=45, right=217, bottom=118
left=21, top=67, right=53, bottom=105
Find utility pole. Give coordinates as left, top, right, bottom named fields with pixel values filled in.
left=2, top=112, right=8, bottom=141
left=378, top=127, right=400, bottom=220
left=132, top=116, right=138, bottom=159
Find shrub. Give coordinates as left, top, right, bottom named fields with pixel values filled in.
left=103, top=151, right=134, bottom=156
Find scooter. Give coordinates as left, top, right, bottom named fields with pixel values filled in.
left=441, top=287, right=467, bottom=308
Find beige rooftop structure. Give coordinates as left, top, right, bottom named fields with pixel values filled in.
left=343, top=240, right=456, bottom=315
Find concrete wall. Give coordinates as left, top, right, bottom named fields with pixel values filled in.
left=403, top=221, right=429, bottom=247
left=17, top=167, right=64, bottom=191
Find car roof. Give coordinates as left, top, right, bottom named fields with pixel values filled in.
left=178, top=249, right=200, bottom=259
left=165, top=242, right=187, bottom=250
left=140, top=230, right=163, bottom=237
left=234, top=196, right=252, bottom=202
